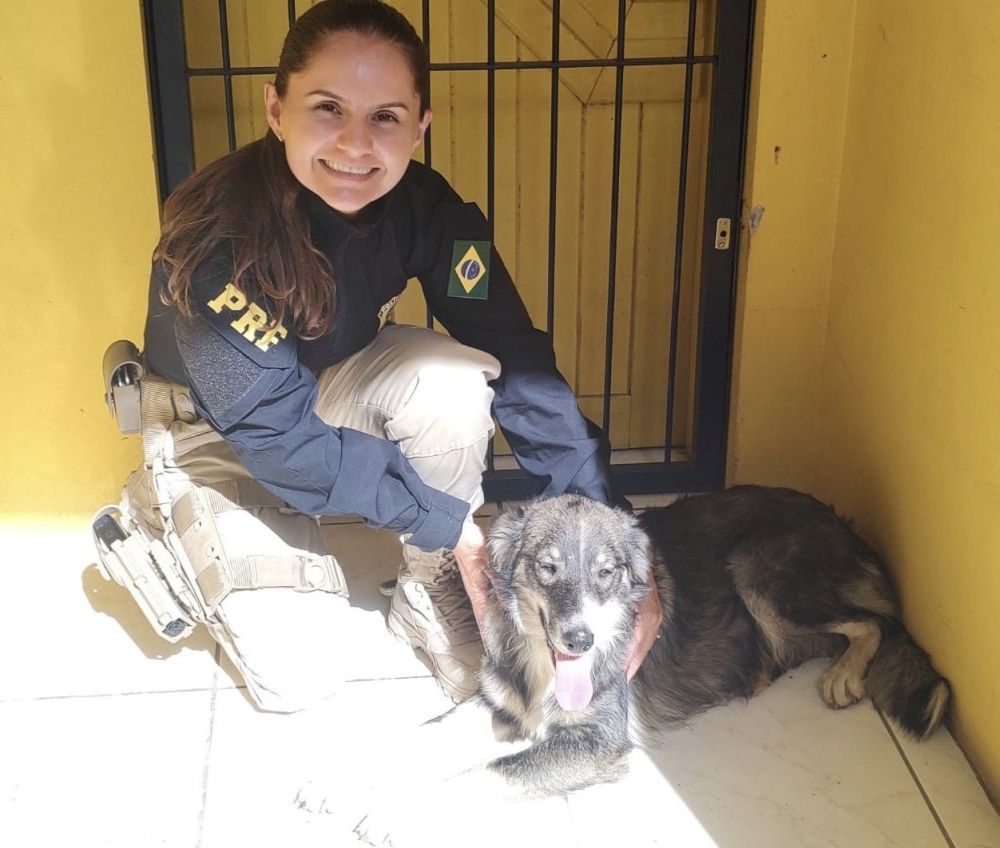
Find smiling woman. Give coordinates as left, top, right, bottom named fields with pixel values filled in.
left=94, top=0, right=661, bottom=718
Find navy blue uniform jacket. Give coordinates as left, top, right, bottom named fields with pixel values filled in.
left=144, top=161, right=619, bottom=552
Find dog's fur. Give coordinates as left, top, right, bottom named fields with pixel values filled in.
left=477, top=486, right=950, bottom=795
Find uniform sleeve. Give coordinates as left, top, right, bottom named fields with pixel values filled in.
left=165, top=259, right=469, bottom=552
left=408, top=172, right=625, bottom=507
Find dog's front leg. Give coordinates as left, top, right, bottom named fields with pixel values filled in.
left=480, top=724, right=632, bottom=799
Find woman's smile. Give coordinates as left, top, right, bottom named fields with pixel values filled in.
left=319, top=159, right=378, bottom=177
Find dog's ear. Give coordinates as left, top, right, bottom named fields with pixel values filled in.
left=623, top=514, right=653, bottom=587
left=487, top=503, right=528, bottom=576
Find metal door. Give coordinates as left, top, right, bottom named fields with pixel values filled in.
left=142, top=0, right=755, bottom=500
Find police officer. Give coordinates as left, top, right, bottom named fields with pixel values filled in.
left=116, top=0, right=660, bottom=712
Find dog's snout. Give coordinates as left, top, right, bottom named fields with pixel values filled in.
left=562, top=627, right=594, bottom=654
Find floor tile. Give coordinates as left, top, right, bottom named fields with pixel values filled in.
left=567, top=660, right=953, bottom=848
left=631, top=492, right=683, bottom=510
left=889, top=720, right=1000, bottom=847
left=200, top=679, right=454, bottom=848
left=0, top=525, right=218, bottom=701
left=203, top=679, right=577, bottom=848
left=0, top=690, right=212, bottom=848
left=3, top=517, right=997, bottom=848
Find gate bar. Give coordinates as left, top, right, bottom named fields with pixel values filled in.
left=664, top=0, right=701, bottom=461
left=601, top=0, right=629, bottom=439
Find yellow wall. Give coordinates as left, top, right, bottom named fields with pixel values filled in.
left=0, top=1, right=160, bottom=522
left=729, top=0, right=857, bottom=490
left=734, top=0, right=999, bottom=799
left=818, top=0, right=1000, bottom=800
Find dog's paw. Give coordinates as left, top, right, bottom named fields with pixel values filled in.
left=820, top=664, right=866, bottom=709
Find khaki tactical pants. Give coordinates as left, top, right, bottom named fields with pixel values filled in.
left=124, top=325, right=500, bottom=712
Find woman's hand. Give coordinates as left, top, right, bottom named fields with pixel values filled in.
left=451, top=519, right=493, bottom=630
left=626, top=571, right=663, bottom=680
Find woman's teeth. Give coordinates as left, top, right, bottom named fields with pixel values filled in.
left=322, top=160, right=375, bottom=175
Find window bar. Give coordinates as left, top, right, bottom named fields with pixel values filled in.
left=216, top=0, right=237, bottom=152
left=663, top=0, right=699, bottom=463
left=485, top=0, right=497, bottom=475
left=422, top=0, right=434, bottom=330
left=145, top=0, right=194, bottom=199
left=185, top=55, right=716, bottom=78
left=601, top=0, right=628, bottom=439
left=287, top=0, right=297, bottom=28
left=486, top=0, right=496, bottom=229
left=426, top=56, right=713, bottom=71
left=421, top=0, right=432, bottom=169
left=545, top=0, right=561, bottom=339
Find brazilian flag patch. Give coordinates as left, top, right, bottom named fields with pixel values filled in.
left=448, top=240, right=490, bottom=300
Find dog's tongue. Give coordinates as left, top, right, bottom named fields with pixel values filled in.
left=553, top=651, right=595, bottom=711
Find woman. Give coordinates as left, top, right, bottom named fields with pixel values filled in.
left=120, top=0, right=659, bottom=711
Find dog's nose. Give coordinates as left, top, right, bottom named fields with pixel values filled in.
left=562, top=627, right=594, bottom=654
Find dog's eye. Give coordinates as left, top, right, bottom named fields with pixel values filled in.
left=536, top=562, right=558, bottom=578
left=596, top=565, right=617, bottom=579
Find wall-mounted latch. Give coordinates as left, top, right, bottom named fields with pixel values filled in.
left=714, top=217, right=732, bottom=250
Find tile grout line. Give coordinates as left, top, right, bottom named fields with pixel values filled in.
left=0, top=687, right=217, bottom=704
left=561, top=794, right=583, bottom=848
left=876, top=707, right=957, bottom=848
left=195, top=646, right=222, bottom=848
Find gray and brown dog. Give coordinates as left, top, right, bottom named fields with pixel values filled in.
left=477, top=485, right=949, bottom=795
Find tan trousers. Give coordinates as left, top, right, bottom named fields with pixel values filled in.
left=124, top=325, right=500, bottom=712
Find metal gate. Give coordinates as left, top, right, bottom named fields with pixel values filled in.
left=142, top=0, right=755, bottom=501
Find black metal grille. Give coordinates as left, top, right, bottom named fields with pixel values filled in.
left=142, top=0, right=756, bottom=501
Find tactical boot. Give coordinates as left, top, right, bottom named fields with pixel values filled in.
left=386, top=547, right=482, bottom=701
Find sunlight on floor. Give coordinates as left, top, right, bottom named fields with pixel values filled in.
left=0, top=516, right=997, bottom=848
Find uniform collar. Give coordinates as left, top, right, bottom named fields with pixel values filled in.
left=300, top=186, right=392, bottom=239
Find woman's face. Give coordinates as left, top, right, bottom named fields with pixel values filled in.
left=265, top=32, right=431, bottom=216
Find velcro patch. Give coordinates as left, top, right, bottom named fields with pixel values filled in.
left=193, top=277, right=293, bottom=368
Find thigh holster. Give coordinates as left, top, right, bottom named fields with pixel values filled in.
left=95, top=341, right=349, bottom=643
left=170, top=482, right=349, bottom=614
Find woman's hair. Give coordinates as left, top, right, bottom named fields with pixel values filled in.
left=155, top=0, right=430, bottom=338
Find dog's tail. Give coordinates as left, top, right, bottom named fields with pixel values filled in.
left=866, top=620, right=950, bottom=739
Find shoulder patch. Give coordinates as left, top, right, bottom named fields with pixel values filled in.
left=448, top=241, right=490, bottom=300
left=192, top=276, right=294, bottom=368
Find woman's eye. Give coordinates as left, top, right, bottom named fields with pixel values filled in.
left=373, top=112, right=399, bottom=124
left=317, top=102, right=341, bottom=114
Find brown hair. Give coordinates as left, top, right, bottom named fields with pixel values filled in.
left=155, top=0, right=430, bottom=338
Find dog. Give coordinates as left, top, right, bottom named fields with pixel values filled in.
left=299, top=486, right=949, bottom=841
left=476, top=485, right=950, bottom=794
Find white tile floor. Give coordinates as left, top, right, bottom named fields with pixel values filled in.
left=1, top=502, right=998, bottom=848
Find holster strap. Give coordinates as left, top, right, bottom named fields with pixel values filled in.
left=171, top=485, right=347, bottom=611
left=141, top=375, right=198, bottom=466
left=228, top=554, right=346, bottom=594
